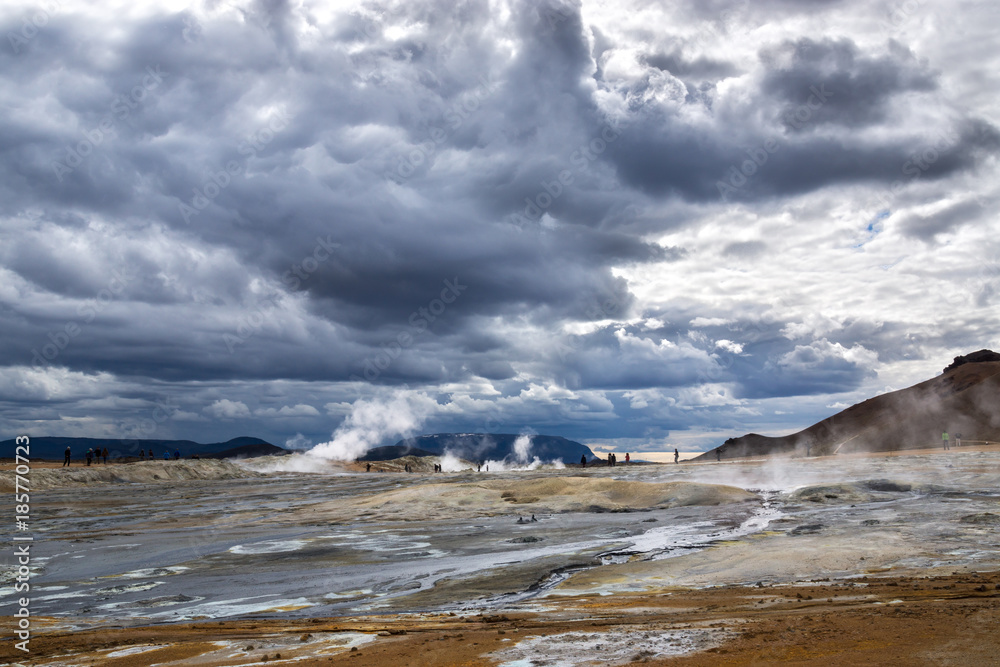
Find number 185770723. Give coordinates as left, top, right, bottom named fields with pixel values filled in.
left=14, top=435, right=30, bottom=519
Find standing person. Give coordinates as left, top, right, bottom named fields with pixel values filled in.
left=943, top=432, right=950, bottom=451
left=148, top=448, right=154, bottom=460
left=716, top=448, right=721, bottom=462
left=64, top=446, right=72, bottom=466
left=174, top=449, right=180, bottom=460
left=625, top=452, right=630, bottom=465
left=102, top=447, right=109, bottom=464
left=674, top=448, right=679, bottom=464
left=366, top=462, right=371, bottom=472
left=140, top=449, right=145, bottom=461
left=580, top=454, right=586, bottom=468
left=86, top=449, right=93, bottom=466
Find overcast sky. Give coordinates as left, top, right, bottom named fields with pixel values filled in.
left=2, top=0, right=998, bottom=454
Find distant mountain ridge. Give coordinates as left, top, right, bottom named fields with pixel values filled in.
left=697, top=350, right=1000, bottom=461
left=0, top=436, right=285, bottom=461
left=359, top=445, right=438, bottom=461
left=385, top=433, right=594, bottom=464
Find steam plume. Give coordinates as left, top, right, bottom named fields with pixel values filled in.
left=308, top=390, right=437, bottom=461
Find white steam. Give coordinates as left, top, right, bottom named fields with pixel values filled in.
left=440, top=450, right=472, bottom=472
left=481, top=457, right=566, bottom=472
left=241, top=453, right=349, bottom=474
left=308, top=390, right=437, bottom=461
left=284, top=433, right=312, bottom=450
left=513, top=434, right=533, bottom=462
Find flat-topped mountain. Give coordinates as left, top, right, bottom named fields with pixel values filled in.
left=1, top=436, right=285, bottom=461
left=697, top=350, right=1000, bottom=461
left=382, top=433, right=595, bottom=464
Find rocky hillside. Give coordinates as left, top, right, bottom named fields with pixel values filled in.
left=697, top=350, right=1000, bottom=460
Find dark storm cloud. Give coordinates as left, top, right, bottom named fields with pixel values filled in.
left=0, top=0, right=678, bottom=393
left=760, top=38, right=937, bottom=129
left=605, top=34, right=998, bottom=203
left=899, top=199, right=987, bottom=241
left=645, top=51, right=739, bottom=81
left=1, top=0, right=998, bottom=449
left=721, top=240, right=766, bottom=259
left=730, top=340, right=876, bottom=399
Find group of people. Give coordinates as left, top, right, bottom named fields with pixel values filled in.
left=62, top=445, right=186, bottom=466
left=65, top=446, right=110, bottom=466
left=363, top=461, right=434, bottom=472
left=139, top=448, right=181, bottom=460
left=579, top=452, right=630, bottom=467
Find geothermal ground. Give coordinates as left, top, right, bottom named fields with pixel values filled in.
left=4, top=448, right=1000, bottom=665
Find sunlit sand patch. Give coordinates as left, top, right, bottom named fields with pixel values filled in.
left=320, top=478, right=758, bottom=522
left=0, top=459, right=264, bottom=491
left=102, top=644, right=171, bottom=658
left=310, top=631, right=378, bottom=654
left=490, top=626, right=732, bottom=666
left=179, top=632, right=378, bottom=664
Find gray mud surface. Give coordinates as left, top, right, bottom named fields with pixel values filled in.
left=4, top=450, right=1000, bottom=631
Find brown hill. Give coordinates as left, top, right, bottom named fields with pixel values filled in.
left=697, top=354, right=1000, bottom=461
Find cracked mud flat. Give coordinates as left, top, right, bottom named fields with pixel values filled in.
left=4, top=448, right=1000, bottom=665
